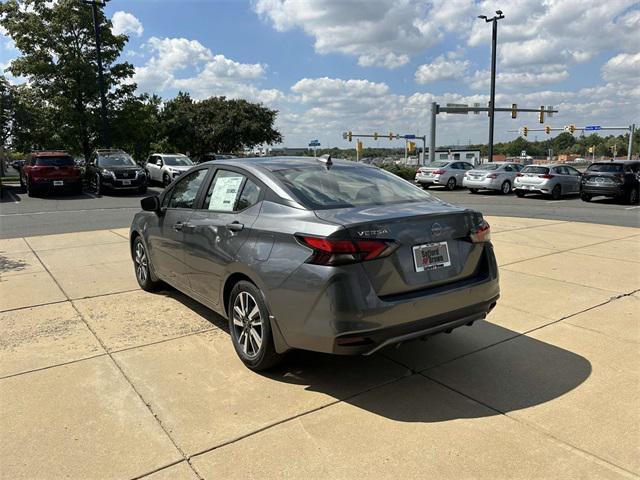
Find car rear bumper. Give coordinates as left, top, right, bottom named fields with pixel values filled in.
left=514, top=182, right=551, bottom=194
left=31, top=178, right=82, bottom=191
left=581, top=185, right=626, bottom=197
left=416, top=176, right=441, bottom=185
left=463, top=177, right=501, bottom=189
left=269, top=245, right=500, bottom=355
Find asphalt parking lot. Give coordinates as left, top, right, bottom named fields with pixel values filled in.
left=1, top=183, right=638, bottom=239
left=1, top=217, right=638, bottom=479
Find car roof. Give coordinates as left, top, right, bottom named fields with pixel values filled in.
left=590, top=160, right=638, bottom=165
left=154, top=153, right=188, bottom=156
left=199, top=156, right=371, bottom=172
left=31, top=151, right=69, bottom=157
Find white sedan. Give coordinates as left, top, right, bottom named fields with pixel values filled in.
left=463, top=162, right=523, bottom=194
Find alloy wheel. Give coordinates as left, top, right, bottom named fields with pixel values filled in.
left=446, top=178, right=456, bottom=190
left=232, top=291, right=263, bottom=358
left=501, top=181, right=511, bottom=194
left=134, top=242, right=148, bottom=284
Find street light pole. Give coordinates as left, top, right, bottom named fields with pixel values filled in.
left=478, top=10, right=504, bottom=162
left=83, top=0, right=111, bottom=148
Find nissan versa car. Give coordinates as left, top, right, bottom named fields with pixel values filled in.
left=514, top=164, right=582, bottom=199
left=20, top=151, right=83, bottom=196
left=415, top=161, right=474, bottom=190
left=85, top=149, right=148, bottom=194
left=130, top=157, right=499, bottom=370
left=463, top=162, right=523, bottom=194
left=580, top=161, right=639, bottom=204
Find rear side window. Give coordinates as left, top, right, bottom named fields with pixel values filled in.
left=204, top=170, right=261, bottom=212
left=522, top=166, right=549, bottom=174
left=273, top=164, right=436, bottom=210
left=476, top=164, right=500, bottom=170
left=34, top=156, right=74, bottom=166
left=587, top=163, right=624, bottom=173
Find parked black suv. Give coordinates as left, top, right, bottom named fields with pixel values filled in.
left=580, top=161, right=640, bottom=204
left=85, top=149, right=147, bottom=195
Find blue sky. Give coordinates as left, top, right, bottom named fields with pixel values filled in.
left=2, top=0, right=639, bottom=148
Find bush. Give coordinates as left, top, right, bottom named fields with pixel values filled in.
left=379, top=163, right=418, bottom=181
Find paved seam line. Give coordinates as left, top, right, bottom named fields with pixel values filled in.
left=130, top=459, right=186, bottom=480
left=419, top=372, right=638, bottom=478
left=23, top=240, right=204, bottom=480
left=499, top=267, right=627, bottom=294
left=186, top=370, right=411, bottom=462
left=490, top=219, right=571, bottom=235
left=0, top=298, right=68, bottom=314
left=0, top=352, right=108, bottom=381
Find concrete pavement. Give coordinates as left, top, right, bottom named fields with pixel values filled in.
left=0, top=217, right=638, bottom=479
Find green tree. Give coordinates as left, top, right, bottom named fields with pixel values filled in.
left=552, top=132, right=576, bottom=153
left=0, top=0, right=135, bottom=159
left=158, top=92, right=196, bottom=155
left=0, top=76, right=12, bottom=150
left=111, top=94, right=162, bottom=162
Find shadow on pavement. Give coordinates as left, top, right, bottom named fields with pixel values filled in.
left=0, top=252, right=28, bottom=274
left=163, top=283, right=591, bottom=422
left=0, top=185, right=21, bottom=203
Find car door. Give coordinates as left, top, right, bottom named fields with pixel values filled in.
left=556, top=166, right=573, bottom=193
left=146, top=168, right=210, bottom=288
left=182, top=168, right=264, bottom=308
left=564, top=166, right=582, bottom=193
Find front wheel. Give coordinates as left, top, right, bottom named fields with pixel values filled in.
left=446, top=177, right=456, bottom=191
left=133, top=237, right=162, bottom=291
left=90, top=173, right=102, bottom=195
left=229, top=281, right=282, bottom=371
left=469, top=188, right=479, bottom=194
left=163, top=173, right=171, bottom=187
left=627, top=187, right=639, bottom=205
left=581, top=193, right=592, bottom=202
left=551, top=184, right=562, bottom=200
left=515, top=190, right=526, bottom=198
left=500, top=181, right=512, bottom=195
left=19, top=174, right=26, bottom=193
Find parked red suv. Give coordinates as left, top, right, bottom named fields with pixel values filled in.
left=20, top=151, right=83, bottom=197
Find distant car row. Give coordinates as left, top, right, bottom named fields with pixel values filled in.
left=16, top=149, right=236, bottom=197
left=415, top=160, right=640, bottom=204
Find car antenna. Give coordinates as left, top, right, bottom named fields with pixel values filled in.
left=317, top=154, right=332, bottom=169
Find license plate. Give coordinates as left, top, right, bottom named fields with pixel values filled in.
left=53, top=180, right=63, bottom=186
left=413, top=241, right=451, bottom=272
left=122, top=180, right=132, bottom=186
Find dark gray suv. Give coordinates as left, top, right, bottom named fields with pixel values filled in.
left=130, top=157, right=499, bottom=370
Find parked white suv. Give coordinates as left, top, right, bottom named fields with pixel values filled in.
left=145, top=154, right=194, bottom=186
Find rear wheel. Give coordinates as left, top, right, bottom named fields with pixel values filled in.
left=551, top=184, right=562, bottom=200
left=469, top=188, right=479, bottom=194
left=515, top=190, right=526, bottom=198
left=133, top=237, right=162, bottom=291
left=229, top=281, right=282, bottom=371
left=26, top=178, right=36, bottom=197
left=500, top=181, right=512, bottom=195
left=627, top=187, right=639, bottom=205
left=446, top=177, right=456, bottom=191
left=581, top=193, right=592, bottom=202
left=19, top=174, right=26, bottom=193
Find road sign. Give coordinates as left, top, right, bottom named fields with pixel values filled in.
left=585, top=125, right=601, bottom=131
left=404, top=134, right=416, bottom=139
left=309, top=139, right=321, bottom=147
left=445, top=103, right=469, bottom=114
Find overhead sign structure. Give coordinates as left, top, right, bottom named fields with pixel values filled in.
left=445, top=103, right=469, bottom=114
left=585, top=125, right=601, bottom=131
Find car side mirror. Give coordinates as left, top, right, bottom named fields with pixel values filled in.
left=141, top=195, right=160, bottom=213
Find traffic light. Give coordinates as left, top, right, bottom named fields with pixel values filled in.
left=356, top=140, right=364, bottom=154
left=538, top=106, right=545, bottom=124
left=545, top=125, right=551, bottom=134
left=347, top=131, right=352, bottom=142
left=373, top=132, right=378, bottom=140
left=389, top=132, right=394, bottom=140
left=588, top=146, right=594, bottom=153
left=522, top=126, right=528, bottom=137
left=407, top=141, right=416, bottom=153
left=569, top=124, right=576, bottom=134
left=511, top=103, right=517, bottom=119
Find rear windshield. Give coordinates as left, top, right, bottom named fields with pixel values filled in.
left=475, top=164, right=500, bottom=170
left=273, top=164, right=436, bottom=210
left=34, top=156, right=74, bottom=167
left=164, top=156, right=193, bottom=166
left=522, top=166, right=549, bottom=174
left=587, top=163, right=624, bottom=173
left=98, top=153, right=136, bottom=167
left=428, top=161, right=449, bottom=168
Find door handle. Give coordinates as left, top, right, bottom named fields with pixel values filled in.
left=226, top=221, right=244, bottom=232
left=174, top=222, right=195, bottom=233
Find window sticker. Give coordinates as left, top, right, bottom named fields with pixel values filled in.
left=208, top=175, right=244, bottom=211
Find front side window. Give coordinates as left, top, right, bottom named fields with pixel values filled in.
left=166, top=169, right=208, bottom=209
left=163, top=156, right=193, bottom=167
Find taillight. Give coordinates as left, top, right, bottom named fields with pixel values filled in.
left=432, top=169, right=445, bottom=175
left=539, top=174, right=554, bottom=179
left=486, top=173, right=498, bottom=179
left=469, top=220, right=491, bottom=243
left=296, top=235, right=398, bottom=266
left=516, top=173, right=523, bottom=177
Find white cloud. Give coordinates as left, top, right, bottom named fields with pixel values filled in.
left=111, top=11, right=144, bottom=37
left=253, top=0, right=472, bottom=69
left=602, top=52, right=640, bottom=83
left=415, top=53, right=470, bottom=84
left=468, top=69, right=570, bottom=90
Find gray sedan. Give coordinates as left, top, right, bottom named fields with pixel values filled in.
left=130, top=157, right=499, bottom=370
left=514, top=164, right=582, bottom=199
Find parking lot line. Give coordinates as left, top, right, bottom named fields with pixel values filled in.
left=624, top=205, right=640, bottom=210
left=547, top=200, right=566, bottom=204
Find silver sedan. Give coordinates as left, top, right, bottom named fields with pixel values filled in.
left=463, top=162, right=523, bottom=194
left=514, top=164, right=582, bottom=199
left=415, top=161, right=475, bottom=190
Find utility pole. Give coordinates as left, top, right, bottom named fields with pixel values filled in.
left=83, top=0, right=111, bottom=148
left=628, top=123, right=635, bottom=160
left=478, top=10, right=504, bottom=162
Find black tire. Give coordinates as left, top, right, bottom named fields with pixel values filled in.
left=581, top=193, right=592, bottom=202
left=138, top=184, right=148, bottom=194
left=163, top=173, right=171, bottom=187
left=551, top=184, right=562, bottom=200
left=91, top=173, right=102, bottom=195
left=446, top=177, right=456, bottom=191
left=228, top=281, right=282, bottom=371
left=421, top=184, right=429, bottom=189
left=73, top=183, right=83, bottom=196
left=19, top=174, right=26, bottom=193
left=515, top=190, right=526, bottom=198
left=627, top=187, right=639, bottom=205
left=133, top=237, right=162, bottom=292
left=500, top=181, right=512, bottom=195
left=469, top=188, right=479, bottom=194
left=26, top=178, right=36, bottom=197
